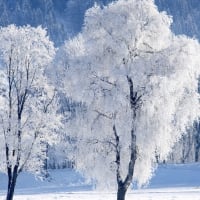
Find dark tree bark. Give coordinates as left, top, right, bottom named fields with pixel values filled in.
left=115, top=128, right=137, bottom=200
left=117, top=185, right=127, bottom=200
left=6, top=165, right=19, bottom=200
left=193, top=122, right=200, bottom=162
left=113, top=76, right=140, bottom=200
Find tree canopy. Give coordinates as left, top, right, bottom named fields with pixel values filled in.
left=62, top=0, right=200, bottom=190
left=0, top=25, right=62, bottom=200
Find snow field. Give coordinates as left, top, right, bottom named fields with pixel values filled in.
left=1, top=164, right=200, bottom=200
left=1, top=189, right=200, bottom=200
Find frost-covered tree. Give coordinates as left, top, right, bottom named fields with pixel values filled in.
left=0, top=25, right=61, bottom=200
left=61, top=0, right=200, bottom=200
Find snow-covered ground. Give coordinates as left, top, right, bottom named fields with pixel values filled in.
left=2, top=189, right=200, bottom=200
left=1, top=163, right=200, bottom=200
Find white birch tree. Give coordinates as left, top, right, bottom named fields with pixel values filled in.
left=0, top=25, right=61, bottom=200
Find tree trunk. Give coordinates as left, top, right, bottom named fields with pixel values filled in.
left=117, top=185, right=127, bottom=200
left=6, top=180, right=16, bottom=200
left=195, top=133, right=200, bottom=162
left=194, top=122, right=200, bottom=162
left=114, top=76, right=139, bottom=200
left=6, top=166, right=18, bottom=200
left=195, top=145, right=200, bottom=162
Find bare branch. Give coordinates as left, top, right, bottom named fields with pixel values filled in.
left=92, top=73, right=117, bottom=87
left=113, top=124, right=123, bottom=185
left=94, top=110, right=113, bottom=120
left=18, top=131, right=37, bottom=173
left=43, top=90, right=56, bottom=113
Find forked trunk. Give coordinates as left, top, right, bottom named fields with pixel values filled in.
left=115, top=76, right=139, bottom=200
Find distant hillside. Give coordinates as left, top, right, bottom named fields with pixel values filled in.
left=156, top=0, right=200, bottom=40
left=0, top=0, right=199, bottom=45
left=0, top=0, right=112, bottom=46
